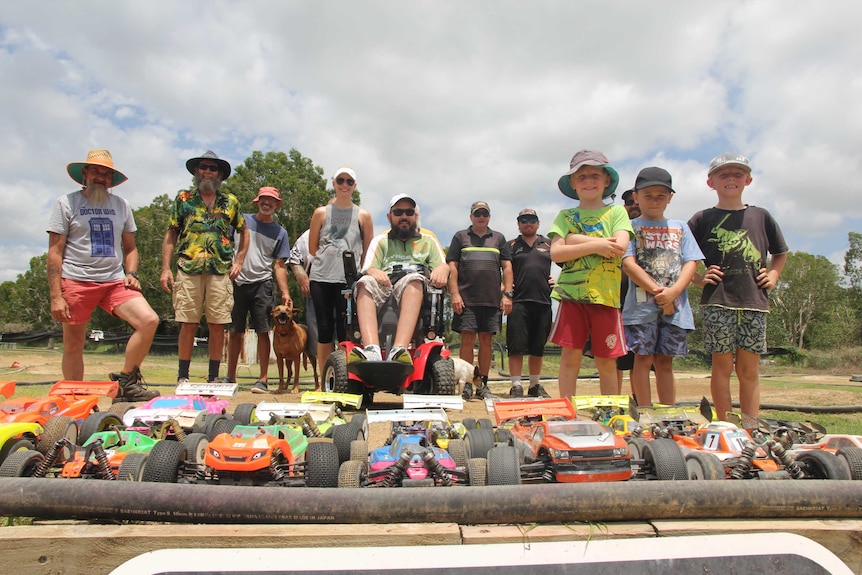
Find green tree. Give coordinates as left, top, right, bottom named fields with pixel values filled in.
left=844, top=231, right=862, bottom=292
left=132, top=193, right=175, bottom=328
left=2, top=255, right=53, bottom=331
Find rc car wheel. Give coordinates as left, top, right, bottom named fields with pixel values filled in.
left=627, top=438, right=649, bottom=460
left=349, top=414, right=368, bottom=439
left=685, top=451, right=726, bottom=480
left=116, top=453, right=148, bottom=481
left=448, top=438, right=468, bottom=469
left=349, top=440, right=368, bottom=462
left=211, top=418, right=238, bottom=438
left=494, top=428, right=513, bottom=445
left=0, top=449, right=45, bottom=478
left=467, top=457, right=487, bottom=486
left=465, top=428, right=495, bottom=459
left=0, top=439, right=35, bottom=464
left=333, top=421, right=365, bottom=463
left=487, top=445, right=522, bottom=485
left=79, top=412, right=123, bottom=444
left=107, top=402, right=137, bottom=417
left=836, top=446, right=862, bottom=480
left=794, top=450, right=851, bottom=480
left=477, top=418, right=494, bottom=430
left=462, top=418, right=477, bottom=430
left=429, top=358, right=457, bottom=395
left=141, top=440, right=188, bottom=483
left=36, top=415, right=78, bottom=460
left=203, top=414, right=228, bottom=440
left=338, top=459, right=367, bottom=488
left=233, top=403, right=257, bottom=425
left=642, top=439, right=688, bottom=481
left=305, top=440, right=340, bottom=487
left=183, top=433, right=210, bottom=464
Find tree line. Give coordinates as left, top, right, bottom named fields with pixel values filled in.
left=1, top=149, right=860, bottom=354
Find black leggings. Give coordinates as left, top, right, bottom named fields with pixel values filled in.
left=309, top=281, right=347, bottom=344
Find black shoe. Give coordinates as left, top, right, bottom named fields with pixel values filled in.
left=461, top=382, right=474, bottom=401
left=476, top=385, right=496, bottom=400
left=509, top=385, right=524, bottom=398
left=528, top=383, right=551, bottom=398
left=251, top=381, right=269, bottom=394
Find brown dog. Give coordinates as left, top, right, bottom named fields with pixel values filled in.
left=272, top=305, right=309, bottom=394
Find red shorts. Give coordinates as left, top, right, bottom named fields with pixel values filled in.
left=549, top=301, right=627, bottom=358
left=62, top=279, right=143, bottom=325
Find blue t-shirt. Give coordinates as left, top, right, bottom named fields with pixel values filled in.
left=622, top=217, right=704, bottom=329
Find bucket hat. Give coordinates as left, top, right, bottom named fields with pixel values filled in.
left=557, top=150, right=619, bottom=200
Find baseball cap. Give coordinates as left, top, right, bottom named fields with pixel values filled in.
left=518, top=208, right=537, bottom=218
left=332, top=166, right=357, bottom=181
left=633, top=167, right=675, bottom=193
left=557, top=150, right=620, bottom=200
left=389, top=193, right=416, bottom=208
left=253, top=186, right=282, bottom=204
left=621, top=189, right=635, bottom=200
left=708, top=152, right=751, bottom=175
left=471, top=201, right=490, bottom=214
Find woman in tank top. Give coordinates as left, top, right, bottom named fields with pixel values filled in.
left=308, top=166, right=374, bottom=382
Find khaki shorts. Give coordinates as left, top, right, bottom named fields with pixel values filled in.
left=173, top=269, right=233, bottom=325
left=354, top=272, right=427, bottom=308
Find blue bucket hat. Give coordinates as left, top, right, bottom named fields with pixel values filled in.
left=557, top=150, right=619, bottom=200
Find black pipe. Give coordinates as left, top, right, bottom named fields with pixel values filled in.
left=1, top=479, right=861, bottom=524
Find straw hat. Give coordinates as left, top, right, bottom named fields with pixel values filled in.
left=66, top=149, right=128, bottom=187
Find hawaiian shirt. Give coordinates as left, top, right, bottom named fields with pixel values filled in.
left=168, top=188, right=245, bottom=275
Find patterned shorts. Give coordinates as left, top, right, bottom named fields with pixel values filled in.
left=702, top=306, right=767, bottom=355
left=624, top=320, right=691, bottom=357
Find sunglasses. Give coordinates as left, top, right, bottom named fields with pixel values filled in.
left=518, top=216, right=539, bottom=224
left=391, top=208, right=415, bottom=216
left=472, top=210, right=490, bottom=217
left=335, top=177, right=356, bottom=186
left=624, top=198, right=636, bottom=206
left=198, top=164, right=220, bottom=172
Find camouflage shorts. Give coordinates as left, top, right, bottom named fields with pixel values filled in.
left=702, top=306, right=767, bottom=355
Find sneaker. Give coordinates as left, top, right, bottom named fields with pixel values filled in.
left=349, top=345, right=382, bottom=364
left=251, top=381, right=269, bottom=394
left=509, top=385, right=524, bottom=398
left=388, top=346, right=413, bottom=366
left=461, top=381, right=474, bottom=401
left=528, top=383, right=551, bottom=398
left=476, top=385, right=496, bottom=400
left=177, top=377, right=190, bottom=384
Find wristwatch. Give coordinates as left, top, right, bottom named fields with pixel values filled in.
left=503, top=291, right=514, bottom=298
left=126, top=271, right=139, bottom=279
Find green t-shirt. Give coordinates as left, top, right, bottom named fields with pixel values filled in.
left=547, top=205, right=634, bottom=307
left=366, top=229, right=445, bottom=274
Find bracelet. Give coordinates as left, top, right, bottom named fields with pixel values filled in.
left=126, top=271, right=139, bottom=279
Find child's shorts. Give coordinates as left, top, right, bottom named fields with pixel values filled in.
left=624, top=320, right=691, bottom=357
left=702, top=306, right=767, bottom=355
left=549, top=301, right=626, bottom=359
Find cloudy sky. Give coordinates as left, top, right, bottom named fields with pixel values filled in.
left=2, top=1, right=861, bottom=283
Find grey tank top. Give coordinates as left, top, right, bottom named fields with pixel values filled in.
left=309, top=204, right=363, bottom=283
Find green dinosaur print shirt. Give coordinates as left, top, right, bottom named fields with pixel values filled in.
left=168, top=188, right=245, bottom=275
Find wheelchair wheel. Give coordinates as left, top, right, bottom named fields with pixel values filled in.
left=324, top=349, right=362, bottom=396
left=429, top=357, right=457, bottom=395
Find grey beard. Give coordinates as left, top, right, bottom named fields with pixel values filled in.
left=85, top=184, right=109, bottom=205
left=195, top=175, right=222, bottom=193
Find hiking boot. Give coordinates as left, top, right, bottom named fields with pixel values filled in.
left=509, top=384, right=524, bottom=398
left=251, top=381, right=269, bottom=394
left=475, top=385, right=496, bottom=400
left=113, top=366, right=159, bottom=403
left=528, top=383, right=551, bottom=398
left=461, top=381, right=474, bottom=401
left=388, top=346, right=413, bottom=366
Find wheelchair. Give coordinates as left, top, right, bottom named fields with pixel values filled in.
left=321, top=252, right=458, bottom=406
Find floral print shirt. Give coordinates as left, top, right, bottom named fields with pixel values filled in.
left=168, top=188, right=245, bottom=275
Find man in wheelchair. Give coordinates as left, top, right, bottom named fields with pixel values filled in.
left=348, top=194, right=449, bottom=367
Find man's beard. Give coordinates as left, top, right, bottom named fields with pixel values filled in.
left=86, top=184, right=110, bottom=205
left=394, top=222, right=417, bottom=240
left=195, top=175, right=222, bottom=193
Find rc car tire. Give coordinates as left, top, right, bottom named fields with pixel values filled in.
left=494, top=428, right=513, bottom=445
left=349, top=414, right=368, bottom=440
left=684, top=451, right=726, bottom=480
left=338, top=459, right=367, bottom=488
left=643, top=439, right=688, bottom=481
left=233, top=403, right=257, bottom=425
left=36, top=415, right=78, bottom=459
left=467, top=457, right=487, bottom=486
left=183, top=433, right=210, bottom=464
left=211, top=418, right=238, bottom=438
left=465, top=428, right=495, bottom=459
left=203, top=415, right=228, bottom=440
left=794, top=450, right=851, bottom=480
left=0, top=449, right=45, bottom=478
left=141, top=440, right=187, bottom=483
left=306, top=440, right=340, bottom=488
left=0, top=439, right=35, bottom=464
left=462, top=418, right=477, bottom=430
left=627, top=438, right=649, bottom=460
left=333, top=422, right=365, bottom=463
left=836, top=446, right=862, bottom=480
left=487, top=445, right=522, bottom=485
left=79, top=412, right=123, bottom=444
left=349, top=440, right=368, bottom=462
left=117, top=453, right=148, bottom=482
left=477, top=418, right=494, bottom=430
left=448, top=438, right=468, bottom=469
left=108, top=402, right=137, bottom=417
left=430, top=358, right=457, bottom=396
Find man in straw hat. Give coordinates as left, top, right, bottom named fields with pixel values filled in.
left=161, top=151, right=248, bottom=384
left=47, top=149, right=160, bottom=402
left=226, top=186, right=293, bottom=393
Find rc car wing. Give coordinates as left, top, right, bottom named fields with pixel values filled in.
left=0, top=381, right=15, bottom=399
left=402, top=395, right=464, bottom=411
left=493, top=398, right=575, bottom=425
left=48, top=380, right=119, bottom=399
left=366, top=408, right=448, bottom=425
left=300, top=391, right=363, bottom=409
left=174, top=381, right=237, bottom=397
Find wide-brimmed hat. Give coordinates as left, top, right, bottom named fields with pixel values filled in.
left=186, top=150, right=231, bottom=180
left=708, top=152, right=751, bottom=175
left=67, top=149, right=128, bottom=187
left=557, top=150, right=619, bottom=200
left=253, top=186, right=283, bottom=205
left=633, top=166, right=675, bottom=193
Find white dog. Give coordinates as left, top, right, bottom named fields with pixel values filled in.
left=451, top=357, right=480, bottom=386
